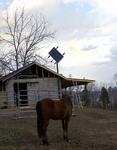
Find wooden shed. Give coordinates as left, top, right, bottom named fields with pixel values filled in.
left=0, top=62, right=94, bottom=108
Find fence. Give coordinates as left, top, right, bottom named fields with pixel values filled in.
left=0, top=89, right=61, bottom=118
left=0, top=89, right=83, bottom=118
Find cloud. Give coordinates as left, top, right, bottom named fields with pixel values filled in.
left=59, top=61, right=115, bottom=83
left=81, top=45, right=98, bottom=51
left=6, top=0, right=61, bottom=14
left=8, top=0, right=58, bottom=9
left=93, top=0, right=117, bottom=16
left=55, top=37, right=111, bottom=68
left=110, top=44, right=117, bottom=61
left=63, top=0, right=80, bottom=4
left=0, top=0, right=117, bottom=83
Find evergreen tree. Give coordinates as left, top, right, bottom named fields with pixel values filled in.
left=82, top=88, right=91, bottom=106
left=100, top=87, right=109, bottom=109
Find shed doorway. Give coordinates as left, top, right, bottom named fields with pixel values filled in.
left=14, top=83, right=28, bottom=107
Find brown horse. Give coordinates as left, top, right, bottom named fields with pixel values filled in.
left=36, top=95, right=73, bottom=145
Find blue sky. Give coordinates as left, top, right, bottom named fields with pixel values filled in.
left=0, top=0, right=13, bottom=10
left=0, top=0, right=117, bottom=84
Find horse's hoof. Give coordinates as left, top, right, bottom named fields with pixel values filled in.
left=43, top=141, right=49, bottom=146
left=45, top=143, right=49, bottom=146
left=65, top=138, right=69, bottom=142
left=38, top=139, right=43, bottom=145
left=64, top=136, right=69, bottom=142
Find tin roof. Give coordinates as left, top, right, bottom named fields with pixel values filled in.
left=0, top=62, right=95, bottom=88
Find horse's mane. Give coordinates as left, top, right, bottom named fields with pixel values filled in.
left=61, top=94, right=73, bottom=107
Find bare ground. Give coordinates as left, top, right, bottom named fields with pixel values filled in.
left=0, top=108, right=117, bottom=150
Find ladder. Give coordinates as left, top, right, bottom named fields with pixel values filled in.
left=72, top=80, right=83, bottom=109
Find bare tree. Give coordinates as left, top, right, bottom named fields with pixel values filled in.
left=113, top=73, right=117, bottom=85
left=0, top=8, right=54, bottom=74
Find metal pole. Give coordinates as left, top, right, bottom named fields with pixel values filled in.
left=56, top=62, right=59, bottom=74
left=16, top=75, right=20, bottom=118
left=56, top=63, right=60, bottom=98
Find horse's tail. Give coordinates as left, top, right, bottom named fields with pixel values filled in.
left=36, top=101, right=43, bottom=137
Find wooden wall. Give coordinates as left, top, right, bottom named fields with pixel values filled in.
left=0, top=91, right=7, bottom=108
left=4, top=77, right=61, bottom=107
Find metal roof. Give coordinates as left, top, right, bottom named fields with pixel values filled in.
left=0, top=62, right=95, bottom=88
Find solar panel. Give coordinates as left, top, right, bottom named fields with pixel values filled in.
left=49, top=47, right=64, bottom=63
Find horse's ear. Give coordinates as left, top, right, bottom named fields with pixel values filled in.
left=62, top=94, right=69, bottom=98
left=62, top=94, right=66, bottom=98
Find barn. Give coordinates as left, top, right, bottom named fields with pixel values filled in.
left=0, top=62, right=94, bottom=108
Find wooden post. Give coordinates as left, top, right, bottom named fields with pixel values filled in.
left=56, top=63, right=60, bottom=98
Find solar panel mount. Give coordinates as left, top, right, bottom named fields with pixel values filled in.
left=49, top=47, right=64, bottom=63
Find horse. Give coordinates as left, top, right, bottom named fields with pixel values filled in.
left=36, top=95, right=73, bottom=145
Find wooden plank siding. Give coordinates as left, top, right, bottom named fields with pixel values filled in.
left=4, top=77, right=60, bottom=108
left=0, top=91, right=7, bottom=108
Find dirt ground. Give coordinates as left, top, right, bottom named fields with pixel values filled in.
left=0, top=108, right=117, bottom=150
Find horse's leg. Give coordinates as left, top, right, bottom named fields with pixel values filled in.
left=64, top=117, right=70, bottom=142
left=42, top=119, right=49, bottom=146
left=37, top=115, right=43, bottom=145
left=62, top=119, right=65, bottom=139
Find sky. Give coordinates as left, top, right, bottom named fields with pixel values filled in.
left=0, top=0, right=117, bottom=84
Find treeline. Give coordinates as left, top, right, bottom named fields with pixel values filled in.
left=65, top=84, right=117, bottom=110
left=88, top=86, right=117, bottom=110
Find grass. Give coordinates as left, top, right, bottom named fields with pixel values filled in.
left=0, top=128, right=37, bottom=150
left=0, top=108, right=117, bottom=149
